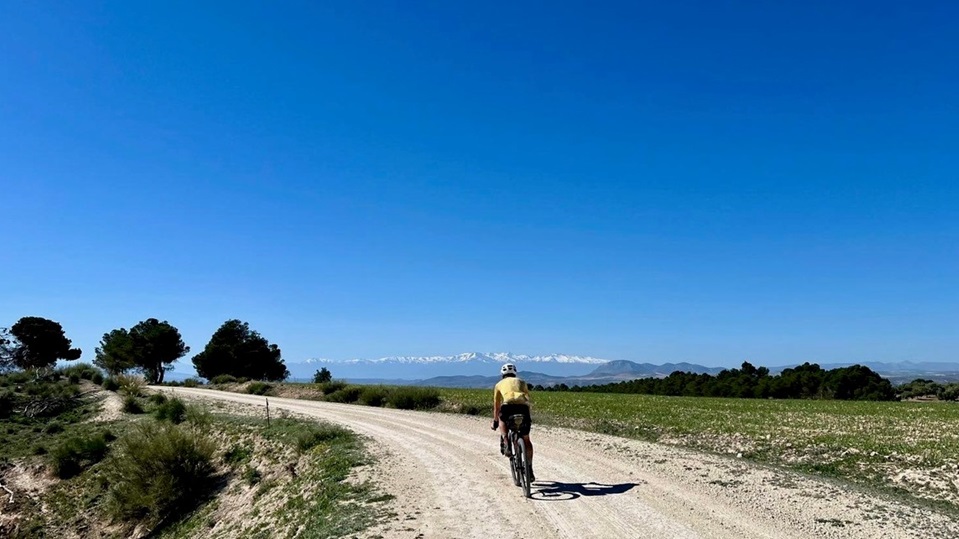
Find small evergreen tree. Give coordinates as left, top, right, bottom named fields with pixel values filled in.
left=192, top=320, right=288, bottom=381
left=312, top=367, right=332, bottom=384
left=9, top=317, right=82, bottom=372
left=95, top=329, right=136, bottom=376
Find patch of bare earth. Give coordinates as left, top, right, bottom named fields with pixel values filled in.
left=92, top=390, right=124, bottom=423
left=0, top=461, right=52, bottom=537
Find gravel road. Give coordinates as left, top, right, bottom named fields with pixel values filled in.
left=165, top=388, right=958, bottom=539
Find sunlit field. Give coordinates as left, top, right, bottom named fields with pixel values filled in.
left=439, top=388, right=959, bottom=509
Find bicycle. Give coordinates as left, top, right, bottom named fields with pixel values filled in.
left=494, top=414, right=532, bottom=498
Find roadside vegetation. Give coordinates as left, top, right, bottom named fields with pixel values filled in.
left=191, top=369, right=958, bottom=510
left=201, top=378, right=442, bottom=411
left=0, top=365, right=390, bottom=538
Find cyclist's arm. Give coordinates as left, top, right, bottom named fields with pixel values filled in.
left=493, top=387, right=502, bottom=420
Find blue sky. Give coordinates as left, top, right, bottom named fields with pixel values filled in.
left=2, top=1, right=957, bottom=369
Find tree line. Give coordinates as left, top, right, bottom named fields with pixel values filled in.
left=534, top=361, right=901, bottom=401
left=1, top=316, right=288, bottom=383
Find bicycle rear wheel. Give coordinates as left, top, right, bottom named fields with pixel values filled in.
left=517, top=438, right=531, bottom=498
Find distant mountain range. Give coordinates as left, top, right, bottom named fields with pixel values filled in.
left=295, top=352, right=608, bottom=380
left=280, top=353, right=959, bottom=388
left=165, top=352, right=959, bottom=386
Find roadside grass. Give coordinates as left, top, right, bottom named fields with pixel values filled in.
left=159, top=413, right=385, bottom=539
left=438, top=388, right=959, bottom=509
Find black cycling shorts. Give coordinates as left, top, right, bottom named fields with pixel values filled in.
left=499, top=403, right=531, bottom=436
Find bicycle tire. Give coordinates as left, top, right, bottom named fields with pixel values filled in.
left=508, top=434, right=521, bottom=486
left=517, top=437, right=531, bottom=498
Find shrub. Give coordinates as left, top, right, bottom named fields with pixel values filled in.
left=388, top=387, right=441, bottom=410
left=104, top=422, right=215, bottom=526
left=0, top=391, right=12, bottom=419
left=60, top=363, right=101, bottom=381
left=50, top=432, right=111, bottom=479
left=3, top=371, right=30, bottom=385
left=103, top=377, right=120, bottom=391
left=459, top=403, right=483, bottom=415
left=296, top=424, right=351, bottom=452
left=43, top=422, right=64, bottom=434
left=324, top=386, right=362, bottom=403
left=358, top=386, right=391, bottom=407
left=223, top=444, right=253, bottom=466
left=242, top=465, right=262, bottom=486
left=184, top=404, right=211, bottom=428
left=24, top=380, right=79, bottom=399
left=317, top=380, right=347, bottom=395
left=122, top=396, right=143, bottom=414
left=246, top=382, right=273, bottom=396
left=940, top=383, right=959, bottom=401
left=153, top=398, right=187, bottom=424
left=210, top=374, right=238, bottom=385
left=183, top=378, right=201, bottom=388
left=116, top=375, right=145, bottom=397
left=68, top=374, right=80, bottom=385
left=32, top=445, right=47, bottom=455
left=92, top=373, right=104, bottom=385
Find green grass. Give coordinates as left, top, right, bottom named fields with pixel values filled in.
left=296, top=423, right=352, bottom=452
left=440, top=388, right=959, bottom=508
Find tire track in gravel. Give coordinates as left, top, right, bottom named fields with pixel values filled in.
left=165, top=388, right=959, bottom=539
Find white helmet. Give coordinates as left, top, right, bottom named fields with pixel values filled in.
left=501, top=363, right=517, bottom=376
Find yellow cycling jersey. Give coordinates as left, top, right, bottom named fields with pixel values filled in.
left=494, top=377, right=530, bottom=406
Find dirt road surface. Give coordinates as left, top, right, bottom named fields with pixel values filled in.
left=165, top=387, right=958, bottom=539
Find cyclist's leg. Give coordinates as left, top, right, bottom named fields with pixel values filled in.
left=521, top=404, right=534, bottom=479
left=521, top=404, right=533, bottom=463
left=498, top=408, right=511, bottom=455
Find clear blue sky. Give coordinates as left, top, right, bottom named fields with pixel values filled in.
left=2, top=1, right=957, bottom=368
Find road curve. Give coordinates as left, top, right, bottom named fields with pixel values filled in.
left=164, top=387, right=958, bottom=539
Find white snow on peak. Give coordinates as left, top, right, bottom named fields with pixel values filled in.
left=303, top=352, right=609, bottom=365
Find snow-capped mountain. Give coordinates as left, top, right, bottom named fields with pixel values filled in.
left=288, top=352, right=609, bottom=380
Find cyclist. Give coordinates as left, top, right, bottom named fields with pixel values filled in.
left=492, top=363, right=535, bottom=481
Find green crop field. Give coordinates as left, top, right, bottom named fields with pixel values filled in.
left=439, top=389, right=959, bottom=509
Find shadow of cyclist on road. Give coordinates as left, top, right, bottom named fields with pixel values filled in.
left=530, top=481, right=639, bottom=501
